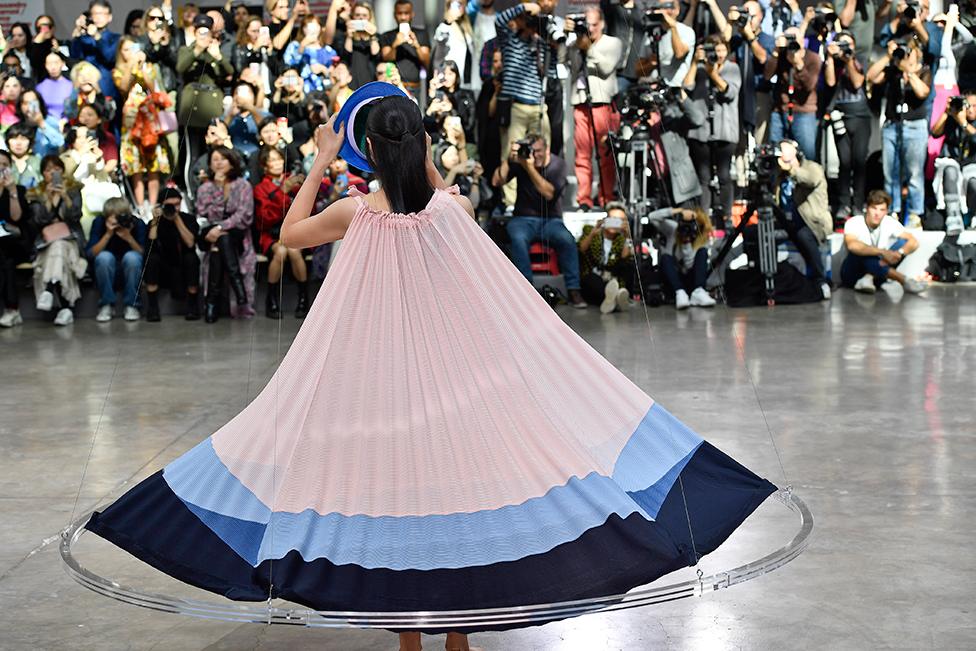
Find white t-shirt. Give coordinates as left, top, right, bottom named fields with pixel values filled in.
left=844, top=214, right=905, bottom=250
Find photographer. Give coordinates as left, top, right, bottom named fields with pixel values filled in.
left=492, top=133, right=587, bottom=309
left=144, top=187, right=201, bottom=322
left=577, top=201, right=633, bottom=313
left=878, top=0, right=942, bottom=66
left=867, top=37, right=931, bottom=227
left=87, top=197, right=147, bottom=322
left=761, top=0, right=802, bottom=36
left=646, top=205, right=716, bottom=309
left=338, top=1, right=381, bottom=88
left=764, top=26, right=821, bottom=161
left=772, top=139, right=832, bottom=299
left=567, top=7, right=622, bottom=210
left=931, top=92, right=976, bottom=235
left=270, top=68, right=309, bottom=124
left=841, top=189, right=926, bottom=294
left=683, top=34, right=740, bottom=228
left=635, top=1, right=695, bottom=88
left=69, top=0, right=121, bottom=101
left=837, top=0, right=877, bottom=65
left=824, top=31, right=870, bottom=221
left=379, top=0, right=430, bottom=93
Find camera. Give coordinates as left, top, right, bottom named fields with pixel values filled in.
left=835, top=41, right=853, bottom=59
left=902, top=0, right=919, bottom=21
left=115, top=213, right=135, bottom=230
left=515, top=138, right=534, bottom=159
left=676, top=217, right=699, bottom=240
left=782, top=33, right=801, bottom=53
left=621, top=82, right=675, bottom=116
left=948, top=95, right=969, bottom=113
left=161, top=203, right=178, bottom=219
left=733, top=12, right=750, bottom=29
left=567, top=13, right=588, bottom=36
left=753, top=144, right=781, bottom=181
left=702, top=42, right=718, bottom=64
left=641, top=1, right=675, bottom=28
left=434, top=89, right=447, bottom=102
left=810, top=7, right=837, bottom=35
left=828, top=109, right=847, bottom=136
left=890, top=40, right=909, bottom=64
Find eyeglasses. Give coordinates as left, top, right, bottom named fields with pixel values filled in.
left=37, top=22, right=53, bottom=28
left=147, top=15, right=164, bottom=22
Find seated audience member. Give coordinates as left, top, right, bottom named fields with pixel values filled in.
left=75, top=102, right=119, bottom=174
left=63, top=61, right=116, bottom=124
left=189, top=119, right=233, bottom=196
left=36, top=51, right=74, bottom=121
left=196, top=146, right=255, bottom=322
left=5, top=123, right=42, bottom=189
left=435, top=142, right=486, bottom=211
left=225, top=81, right=268, bottom=161
left=773, top=139, right=832, bottom=300
left=492, top=133, right=587, bottom=309
left=69, top=0, right=121, bottom=100
left=253, top=147, right=309, bottom=319
left=577, top=201, right=634, bottom=313
left=931, top=91, right=976, bottom=235
left=0, top=150, right=31, bottom=328
left=0, top=73, right=23, bottom=128
left=27, top=155, right=87, bottom=326
left=145, top=187, right=201, bottom=322
left=841, top=190, right=927, bottom=294
left=270, top=68, right=310, bottom=125
left=87, top=197, right=147, bottom=322
left=17, top=89, right=63, bottom=158
left=248, top=116, right=304, bottom=183
left=284, top=15, right=339, bottom=94
left=646, top=206, right=717, bottom=309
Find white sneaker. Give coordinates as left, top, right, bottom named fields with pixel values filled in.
left=36, top=290, right=54, bottom=312
left=903, top=278, right=928, bottom=294
left=124, top=306, right=140, bottom=321
left=821, top=282, right=832, bottom=300
left=53, top=308, right=74, bottom=325
left=690, top=287, right=716, bottom=307
left=615, top=288, right=630, bottom=312
left=945, top=215, right=964, bottom=236
left=907, top=214, right=922, bottom=229
left=854, top=274, right=876, bottom=294
left=601, top=278, right=620, bottom=314
left=675, top=289, right=690, bottom=310
left=96, top=305, right=114, bottom=322
left=0, top=309, right=22, bottom=327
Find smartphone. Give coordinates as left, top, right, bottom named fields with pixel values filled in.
left=603, top=217, right=623, bottom=229
left=248, top=62, right=260, bottom=77
left=450, top=1, right=462, bottom=12
left=398, top=22, right=411, bottom=34
left=52, top=170, right=63, bottom=187
left=349, top=19, right=367, bottom=32
left=27, top=100, right=39, bottom=115
left=445, top=115, right=461, bottom=131
left=259, top=25, right=270, bottom=40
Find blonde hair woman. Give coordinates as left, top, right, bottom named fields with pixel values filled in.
left=431, top=0, right=476, bottom=88
left=646, top=206, right=716, bottom=309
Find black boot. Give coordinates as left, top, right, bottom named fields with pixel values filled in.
left=146, top=291, right=161, bottom=322
left=185, top=292, right=201, bottom=321
left=266, top=282, right=282, bottom=319
left=205, top=257, right=221, bottom=324
left=216, top=234, right=248, bottom=305
left=294, top=281, right=309, bottom=318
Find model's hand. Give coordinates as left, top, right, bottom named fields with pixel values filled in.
left=315, top=114, right=344, bottom=163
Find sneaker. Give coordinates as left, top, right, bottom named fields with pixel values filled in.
left=903, top=278, right=928, bottom=294
left=36, top=290, right=54, bottom=312
left=907, top=214, right=922, bottom=229
left=568, top=289, right=587, bottom=309
left=96, top=305, right=114, bottom=322
left=53, top=308, right=74, bottom=326
left=690, top=287, right=716, bottom=307
left=945, top=214, right=963, bottom=237
left=675, top=289, right=690, bottom=310
left=124, top=306, right=140, bottom=321
left=615, top=288, right=630, bottom=312
left=600, top=278, right=619, bottom=314
left=0, top=309, right=22, bottom=327
left=854, top=274, right=876, bottom=294
left=821, top=282, right=832, bottom=300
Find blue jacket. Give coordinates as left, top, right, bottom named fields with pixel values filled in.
left=69, top=31, right=121, bottom=99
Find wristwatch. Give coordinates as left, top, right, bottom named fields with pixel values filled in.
left=898, top=247, right=906, bottom=256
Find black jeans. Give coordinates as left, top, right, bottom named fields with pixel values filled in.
left=660, top=248, right=709, bottom=294
left=688, top=139, right=735, bottom=225
left=0, top=235, right=29, bottom=310
left=579, top=259, right=633, bottom=306
left=777, top=212, right=825, bottom=284
left=144, top=244, right=200, bottom=297
left=833, top=114, right=871, bottom=212
left=546, top=83, right=564, bottom=157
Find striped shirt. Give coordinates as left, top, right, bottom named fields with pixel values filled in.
left=494, top=5, right=559, bottom=106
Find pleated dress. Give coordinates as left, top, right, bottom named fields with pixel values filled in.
left=86, top=186, right=776, bottom=631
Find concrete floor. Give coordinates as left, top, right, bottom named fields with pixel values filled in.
left=1, top=284, right=974, bottom=650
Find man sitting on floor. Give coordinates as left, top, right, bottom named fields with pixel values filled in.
left=841, top=190, right=927, bottom=295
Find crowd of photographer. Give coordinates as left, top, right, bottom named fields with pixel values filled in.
left=0, top=0, right=974, bottom=328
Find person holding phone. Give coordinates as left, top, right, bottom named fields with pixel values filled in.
left=30, top=15, right=60, bottom=81
left=15, top=90, right=64, bottom=158
left=424, top=60, right=476, bottom=141
left=69, top=0, right=122, bottom=102
left=137, top=5, right=178, bottom=93
left=337, top=1, right=381, bottom=88
left=0, top=149, right=31, bottom=328
left=284, top=15, right=340, bottom=94
left=231, top=16, right=272, bottom=88
left=576, top=202, right=634, bottom=313
left=379, top=0, right=430, bottom=92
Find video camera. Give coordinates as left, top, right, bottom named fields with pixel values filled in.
left=619, top=82, right=676, bottom=119
left=752, top=143, right=782, bottom=183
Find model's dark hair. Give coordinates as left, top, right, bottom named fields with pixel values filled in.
left=364, top=95, right=433, bottom=214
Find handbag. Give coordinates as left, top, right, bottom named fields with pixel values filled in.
left=42, top=221, right=71, bottom=243
left=178, top=82, right=224, bottom=129
left=156, top=109, right=178, bottom=135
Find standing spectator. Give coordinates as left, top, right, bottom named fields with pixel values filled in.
left=226, top=82, right=268, bottom=161
left=878, top=0, right=943, bottom=68
left=576, top=202, right=634, bottom=313
left=867, top=38, right=932, bottom=227
left=6, top=23, right=34, bottom=80
left=87, top=196, right=147, bottom=322
left=493, top=133, right=587, bottom=309
left=425, top=60, right=476, bottom=141
left=567, top=7, right=622, bottom=211
left=70, top=0, right=121, bottom=101
left=138, top=5, right=178, bottom=93
left=254, top=147, right=309, bottom=319
left=636, top=2, right=695, bottom=87
left=339, top=1, right=381, bottom=88
left=270, top=68, right=309, bottom=123
left=144, top=187, right=201, bottom=321
left=684, top=34, right=740, bottom=229
left=196, top=146, right=255, bottom=321
left=760, top=0, right=802, bottom=36
left=64, top=61, right=116, bottom=124
left=114, top=36, right=173, bottom=218
left=646, top=206, right=716, bottom=309
left=468, top=0, right=497, bottom=92
left=16, top=89, right=64, bottom=158
left=284, top=16, right=339, bottom=94
left=432, top=0, right=476, bottom=88
left=379, top=0, right=430, bottom=94
left=27, top=156, right=87, bottom=326
left=837, top=0, right=877, bottom=65
left=170, top=1, right=200, bottom=49
left=36, top=52, right=73, bottom=121
left=124, top=10, right=145, bottom=38
left=268, top=0, right=310, bottom=60
left=29, top=15, right=60, bottom=81
left=764, top=26, right=821, bottom=160
left=475, top=48, right=504, bottom=199
left=231, top=16, right=272, bottom=89
left=0, top=150, right=30, bottom=328
left=5, top=123, right=41, bottom=189
left=824, top=31, right=870, bottom=221
left=601, top=0, right=646, bottom=95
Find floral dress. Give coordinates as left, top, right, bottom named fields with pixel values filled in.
left=114, top=64, right=173, bottom=176
left=196, top=178, right=256, bottom=318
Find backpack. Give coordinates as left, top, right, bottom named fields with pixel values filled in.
left=927, top=239, right=976, bottom=282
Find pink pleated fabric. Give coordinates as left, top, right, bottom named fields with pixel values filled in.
left=211, top=187, right=655, bottom=518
